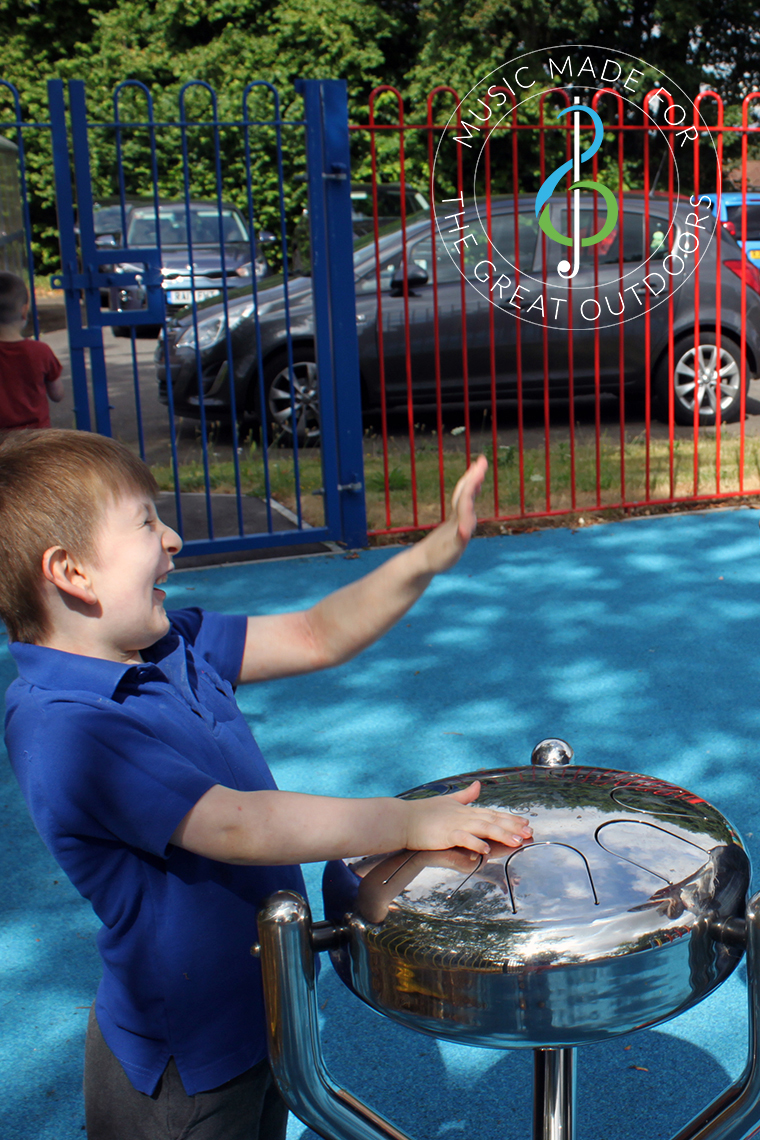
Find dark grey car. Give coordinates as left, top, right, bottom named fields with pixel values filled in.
left=155, top=194, right=760, bottom=438
left=109, top=200, right=275, bottom=329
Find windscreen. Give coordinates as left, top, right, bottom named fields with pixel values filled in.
left=726, top=204, right=760, bottom=242
left=127, top=206, right=249, bottom=246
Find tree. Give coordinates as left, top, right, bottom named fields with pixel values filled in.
left=1, top=0, right=759, bottom=271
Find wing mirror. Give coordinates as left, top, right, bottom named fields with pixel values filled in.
left=390, top=263, right=429, bottom=295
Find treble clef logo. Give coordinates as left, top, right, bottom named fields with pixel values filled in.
left=535, top=101, right=619, bottom=280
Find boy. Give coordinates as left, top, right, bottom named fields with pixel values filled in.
left=1, top=429, right=531, bottom=1140
left=0, top=271, right=64, bottom=431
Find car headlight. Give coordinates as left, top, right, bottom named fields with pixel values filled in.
left=235, top=260, right=269, bottom=279
left=176, top=300, right=255, bottom=350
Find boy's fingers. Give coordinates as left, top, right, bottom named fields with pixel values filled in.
left=451, top=456, right=488, bottom=542
left=450, top=779, right=481, bottom=805
left=451, top=456, right=488, bottom=513
left=465, top=810, right=533, bottom=848
left=451, top=830, right=491, bottom=855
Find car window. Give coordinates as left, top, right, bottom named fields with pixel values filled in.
left=414, top=212, right=540, bottom=282
left=356, top=246, right=433, bottom=292
left=646, top=215, right=671, bottom=260
left=94, top=206, right=127, bottom=236
left=559, top=209, right=644, bottom=264
left=127, top=207, right=248, bottom=246
left=355, top=211, right=539, bottom=292
left=351, top=188, right=429, bottom=219
left=482, top=212, right=540, bottom=273
left=726, top=204, right=760, bottom=241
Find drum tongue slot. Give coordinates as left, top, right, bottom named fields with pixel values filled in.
left=504, top=842, right=599, bottom=914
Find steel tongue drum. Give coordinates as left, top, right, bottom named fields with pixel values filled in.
left=257, top=742, right=760, bottom=1140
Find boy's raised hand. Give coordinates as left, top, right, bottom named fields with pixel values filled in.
left=418, top=454, right=488, bottom=575
left=236, top=455, right=490, bottom=683
left=403, top=780, right=532, bottom=856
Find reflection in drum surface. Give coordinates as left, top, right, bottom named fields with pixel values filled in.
left=322, top=765, right=749, bottom=1047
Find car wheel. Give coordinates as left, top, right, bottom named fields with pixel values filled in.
left=655, top=336, right=747, bottom=426
left=263, top=348, right=320, bottom=445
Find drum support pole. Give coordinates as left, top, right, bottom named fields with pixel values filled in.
left=258, top=890, right=414, bottom=1140
left=533, top=1047, right=577, bottom=1140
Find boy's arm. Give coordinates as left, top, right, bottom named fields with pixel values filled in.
left=44, top=345, right=64, bottom=402
left=236, top=456, right=488, bottom=683
left=169, top=777, right=533, bottom=864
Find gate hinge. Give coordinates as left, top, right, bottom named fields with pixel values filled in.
left=323, top=163, right=348, bottom=181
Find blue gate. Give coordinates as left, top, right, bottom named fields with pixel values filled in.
left=43, top=77, right=366, bottom=558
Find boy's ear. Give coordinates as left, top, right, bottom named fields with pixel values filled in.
left=41, top=546, right=98, bottom=606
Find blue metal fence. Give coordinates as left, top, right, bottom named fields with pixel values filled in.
left=1, top=76, right=366, bottom=557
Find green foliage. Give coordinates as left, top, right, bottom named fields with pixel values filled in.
left=1, top=0, right=760, bottom=272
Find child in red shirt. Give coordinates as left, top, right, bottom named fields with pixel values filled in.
left=0, top=271, right=64, bottom=430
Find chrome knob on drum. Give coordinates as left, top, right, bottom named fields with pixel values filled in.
left=256, top=743, right=760, bottom=1140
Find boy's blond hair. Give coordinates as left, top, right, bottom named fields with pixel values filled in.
left=0, top=429, right=159, bottom=643
left=0, top=271, right=28, bottom=326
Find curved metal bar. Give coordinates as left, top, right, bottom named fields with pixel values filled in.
left=504, top=842, right=599, bottom=913
left=112, top=80, right=157, bottom=463
left=669, top=891, right=760, bottom=1140
left=445, top=852, right=484, bottom=900
left=240, top=81, right=279, bottom=534
left=176, top=80, right=218, bottom=538
left=242, top=79, right=303, bottom=525
left=258, top=891, right=415, bottom=1140
left=595, top=819, right=708, bottom=884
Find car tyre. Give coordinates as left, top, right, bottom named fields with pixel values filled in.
left=262, top=347, right=320, bottom=445
left=654, top=335, right=747, bottom=426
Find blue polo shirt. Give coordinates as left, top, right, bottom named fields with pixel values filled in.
left=4, top=607, right=306, bottom=1095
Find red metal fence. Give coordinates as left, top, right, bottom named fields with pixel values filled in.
left=350, top=85, right=760, bottom=536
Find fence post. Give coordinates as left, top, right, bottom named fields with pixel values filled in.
left=296, top=78, right=367, bottom=549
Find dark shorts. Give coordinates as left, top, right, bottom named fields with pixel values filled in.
left=84, top=1005, right=289, bottom=1140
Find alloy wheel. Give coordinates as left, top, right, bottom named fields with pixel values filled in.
left=673, top=343, right=742, bottom=417
left=267, top=359, right=320, bottom=443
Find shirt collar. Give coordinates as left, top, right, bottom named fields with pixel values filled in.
left=9, top=626, right=182, bottom=699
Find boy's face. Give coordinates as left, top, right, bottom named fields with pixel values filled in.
left=84, top=493, right=182, bottom=662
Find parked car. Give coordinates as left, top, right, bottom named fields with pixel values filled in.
left=348, top=182, right=430, bottom=237
left=86, top=199, right=155, bottom=305
left=104, top=200, right=275, bottom=332
left=0, top=137, right=27, bottom=277
left=290, top=182, right=429, bottom=273
left=155, top=193, right=760, bottom=438
left=703, top=193, right=760, bottom=263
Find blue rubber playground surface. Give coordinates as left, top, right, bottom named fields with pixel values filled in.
left=3, top=509, right=760, bottom=1139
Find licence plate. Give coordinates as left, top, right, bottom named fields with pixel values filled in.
left=750, top=250, right=760, bottom=259
left=166, top=289, right=220, bottom=304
